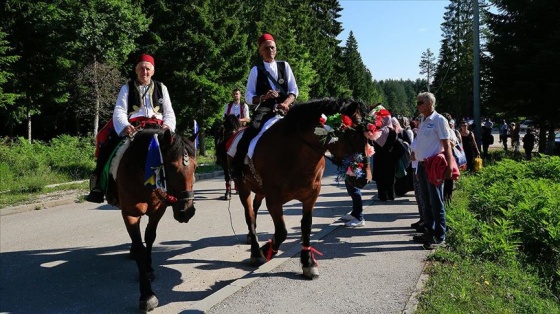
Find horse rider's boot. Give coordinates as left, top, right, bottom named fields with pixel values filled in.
left=86, top=173, right=104, bottom=203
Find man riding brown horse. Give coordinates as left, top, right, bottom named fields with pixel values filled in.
left=87, top=54, right=177, bottom=203
left=230, top=33, right=298, bottom=181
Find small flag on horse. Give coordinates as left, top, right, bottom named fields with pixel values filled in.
left=144, top=134, right=165, bottom=190
left=193, top=120, right=199, bottom=149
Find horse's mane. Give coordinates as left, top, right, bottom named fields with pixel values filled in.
left=223, top=114, right=242, bottom=134
left=127, top=129, right=196, bottom=163
left=282, top=98, right=368, bottom=133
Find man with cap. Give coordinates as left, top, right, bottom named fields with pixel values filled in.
left=86, top=53, right=177, bottom=203
left=230, top=33, right=299, bottom=180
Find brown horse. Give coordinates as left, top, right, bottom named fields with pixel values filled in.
left=232, top=98, right=369, bottom=278
left=215, top=114, right=243, bottom=200
left=108, top=128, right=197, bottom=311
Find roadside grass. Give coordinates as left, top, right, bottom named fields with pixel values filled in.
left=416, top=153, right=560, bottom=313
left=0, top=135, right=220, bottom=208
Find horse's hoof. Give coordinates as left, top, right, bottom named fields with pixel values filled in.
left=139, top=295, right=158, bottom=312
left=302, top=266, right=320, bottom=279
left=147, top=271, right=155, bottom=282
left=249, top=256, right=266, bottom=267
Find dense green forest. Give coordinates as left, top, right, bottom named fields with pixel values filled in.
left=1, top=0, right=559, bottom=154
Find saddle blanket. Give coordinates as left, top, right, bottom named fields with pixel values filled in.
left=227, top=116, right=281, bottom=163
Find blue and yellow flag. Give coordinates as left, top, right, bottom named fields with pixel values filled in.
left=144, top=134, right=164, bottom=190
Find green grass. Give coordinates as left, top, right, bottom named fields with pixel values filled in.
left=416, top=153, right=560, bottom=313
left=0, top=135, right=221, bottom=208
left=417, top=255, right=560, bottom=313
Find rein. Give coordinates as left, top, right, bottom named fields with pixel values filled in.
left=154, top=188, right=195, bottom=205
left=154, top=132, right=195, bottom=206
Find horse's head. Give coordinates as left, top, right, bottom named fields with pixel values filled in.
left=325, top=99, right=370, bottom=166
left=223, top=114, right=242, bottom=135
left=159, top=130, right=198, bottom=223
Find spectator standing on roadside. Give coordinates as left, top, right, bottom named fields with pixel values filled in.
left=442, top=113, right=460, bottom=203
left=522, top=128, right=536, bottom=160
left=411, top=92, right=452, bottom=250
left=459, top=120, right=481, bottom=172
left=499, top=120, right=509, bottom=151
left=510, top=122, right=521, bottom=153
left=481, top=117, right=494, bottom=158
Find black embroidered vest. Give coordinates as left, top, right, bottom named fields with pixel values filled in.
left=256, top=61, right=288, bottom=108
left=127, top=80, right=164, bottom=114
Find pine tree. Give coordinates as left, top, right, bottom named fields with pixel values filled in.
left=419, top=48, right=436, bottom=92
left=0, top=30, right=21, bottom=136
left=487, top=0, right=560, bottom=152
left=342, top=31, right=373, bottom=103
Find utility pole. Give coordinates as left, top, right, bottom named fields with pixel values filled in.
left=473, top=0, right=481, bottom=149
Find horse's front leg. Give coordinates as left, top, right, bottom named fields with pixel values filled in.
left=300, top=198, right=320, bottom=279
left=144, top=209, right=165, bottom=281
left=238, top=183, right=262, bottom=265
left=247, top=194, right=264, bottom=244
left=122, top=213, right=158, bottom=311
left=259, top=199, right=287, bottom=263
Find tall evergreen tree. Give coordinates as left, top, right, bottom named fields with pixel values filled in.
left=0, top=29, right=21, bottom=136
left=419, top=48, right=436, bottom=92
left=431, top=0, right=477, bottom=118
left=342, top=31, right=373, bottom=103
left=487, top=0, right=560, bottom=152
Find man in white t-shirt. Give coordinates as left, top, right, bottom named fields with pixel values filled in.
left=411, top=92, right=452, bottom=250
left=222, top=88, right=250, bottom=126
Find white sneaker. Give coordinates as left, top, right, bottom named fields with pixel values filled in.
left=340, top=213, right=356, bottom=221
left=345, top=218, right=365, bottom=227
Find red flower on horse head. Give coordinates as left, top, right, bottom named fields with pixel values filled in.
left=341, top=115, right=353, bottom=128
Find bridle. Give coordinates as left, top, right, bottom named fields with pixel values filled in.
left=154, top=135, right=196, bottom=206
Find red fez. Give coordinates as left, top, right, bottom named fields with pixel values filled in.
left=137, top=54, right=155, bottom=66
left=257, top=33, right=275, bottom=46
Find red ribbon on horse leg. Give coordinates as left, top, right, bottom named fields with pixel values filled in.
left=302, top=245, right=323, bottom=265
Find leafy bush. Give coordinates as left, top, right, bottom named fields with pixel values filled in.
left=447, top=155, right=560, bottom=296
left=0, top=136, right=95, bottom=192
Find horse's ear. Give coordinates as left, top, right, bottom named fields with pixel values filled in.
left=189, top=131, right=199, bottom=144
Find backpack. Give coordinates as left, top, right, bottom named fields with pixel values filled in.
left=394, top=137, right=412, bottom=178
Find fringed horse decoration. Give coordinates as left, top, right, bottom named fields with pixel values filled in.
left=232, top=98, right=369, bottom=279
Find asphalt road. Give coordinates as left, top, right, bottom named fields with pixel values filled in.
left=1, top=161, right=429, bottom=313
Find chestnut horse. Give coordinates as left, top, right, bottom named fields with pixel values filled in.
left=215, top=114, right=243, bottom=200
left=232, top=98, right=369, bottom=278
left=107, top=128, right=197, bottom=311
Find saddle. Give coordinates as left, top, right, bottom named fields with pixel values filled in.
left=99, top=138, right=129, bottom=205
left=227, top=116, right=282, bottom=161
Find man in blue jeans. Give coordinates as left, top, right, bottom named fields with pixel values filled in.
left=410, top=92, right=452, bottom=249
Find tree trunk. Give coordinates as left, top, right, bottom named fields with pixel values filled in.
left=93, top=58, right=100, bottom=137
left=26, top=95, right=32, bottom=144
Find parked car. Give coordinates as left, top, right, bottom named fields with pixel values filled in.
left=519, top=119, right=534, bottom=132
